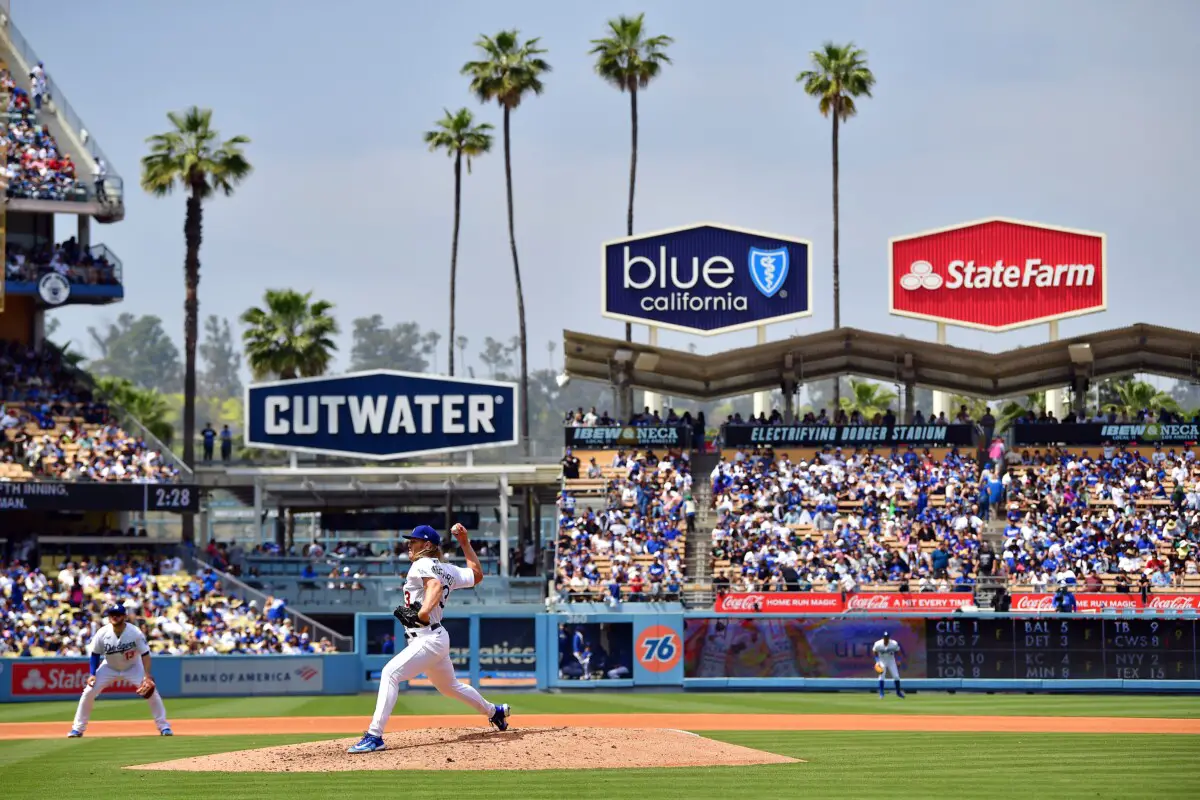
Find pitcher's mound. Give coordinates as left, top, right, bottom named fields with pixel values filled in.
left=128, top=726, right=798, bottom=772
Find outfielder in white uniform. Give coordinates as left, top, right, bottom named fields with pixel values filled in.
left=872, top=631, right=905, bottom=699
left=348, top=523, right=510, bottom=754
left=68, top=605, right=172, bottom=737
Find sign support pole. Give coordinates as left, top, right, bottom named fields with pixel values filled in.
left=498, top=473, right=510, bottom=578
left=931, top=322, right=949, bottom=421
left=753, top=325, right=770, bottom=419
left=643, top=326, right=661, bottom=417
left=1045, top=320, right=1061, bottom=418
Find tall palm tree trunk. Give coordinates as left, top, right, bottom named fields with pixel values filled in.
left=624, top=86, right=639, bottom=343
left=831, top=109, right=842, bottom=406
left=181, top=186, right=203, bottom=543
left=502, top=107, right=531, bottom=456
left=448, top=152, right=463, bottom=376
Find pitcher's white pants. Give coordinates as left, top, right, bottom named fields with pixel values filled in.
left=72, top=661, right=169, bottom=733
left=367, top=627, right=495, bottom=737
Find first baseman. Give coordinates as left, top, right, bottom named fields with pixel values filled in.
left=873, top=631, right=905, bottom=699
left=348, top=523, right=510, bottom=754
left=68, top=605, right=172, bottom=737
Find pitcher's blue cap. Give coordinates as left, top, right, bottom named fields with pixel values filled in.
left=105, top=605, right=127, bottom=617
left=405, top=525, right=441, bottom=547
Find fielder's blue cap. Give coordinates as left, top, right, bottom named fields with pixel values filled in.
left=405, top=525, right=441, bottom=547
left=105, top=605, right=127, bottom=617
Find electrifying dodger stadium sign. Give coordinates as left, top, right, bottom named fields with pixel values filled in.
left=245, top=371, right=518, bottom=460
left=601, top=223, right=813, bottom=335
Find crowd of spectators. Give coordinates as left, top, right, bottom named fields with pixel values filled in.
left=2, top=64, right=90, bottom=202
left=564, top=405, right=706, bottom=430
left=554, top=448, right=691, bottom=604
left=0, top=340, right=179, bottom=482
left=0, top=556, right=337, bottom=657
left=5, top=237, right=119, bottom=285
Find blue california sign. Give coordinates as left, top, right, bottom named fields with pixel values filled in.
left=601, top=222, right=813, bottom=335
left=244, top=371, right=519, bottom=460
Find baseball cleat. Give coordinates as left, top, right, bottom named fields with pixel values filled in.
left=878, top=690, right=885, bottom=699
left=897, top=691, right=906, bottom=699
left=347, top=733, right=386, bottom=753
left=67, top=729, right=83, bottom=738
left=161, top=727, right=174, bottom=736
left=489, top=703, right=511, bottom=731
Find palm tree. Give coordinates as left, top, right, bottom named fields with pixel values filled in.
left=240, top=289, right=339, bottom=380
left=1105, top=378, right=1180, bottom=418
left=141, top=107, right=252, bottom=487
left=424, top=108, right=494, bottom=377
left=590, top=13, right=673, bottom=343
left=95, top=376, right=175, bottom=446
left=998, top=393, right=1045, bottom=431
left=948, top=394, right=989, bottom=421
left=839, top=378, right=897, bottom=419
left=798, top=43, right=875, bottom=405
left=463, top=30, right=551, bottom=455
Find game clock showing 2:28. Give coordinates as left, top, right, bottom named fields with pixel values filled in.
left=925, top=617, right=1197, bottom=680
left=149, top=485, right=199, bottom=512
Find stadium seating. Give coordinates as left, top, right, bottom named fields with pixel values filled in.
left=2, top=65, right=86, bottom=202
left=0, top=340, right=178, bottom=482
left=5, top=238, right=119, bottom=286
left=0, top=558, right=338, bottom=657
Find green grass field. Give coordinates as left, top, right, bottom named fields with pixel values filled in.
left=2, top=692, right=1199, bottom=799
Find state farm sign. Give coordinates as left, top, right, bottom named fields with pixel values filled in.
left=11, top=661, right=137, bottom=697
left=889, top=218, right=1106, bottom=331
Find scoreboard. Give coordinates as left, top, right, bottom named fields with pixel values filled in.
left=926, top=617, right=1197, bottom=680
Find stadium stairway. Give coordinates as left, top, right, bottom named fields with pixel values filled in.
left=684, top=451, right=720, bottom=607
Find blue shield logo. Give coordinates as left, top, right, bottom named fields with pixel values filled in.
left=748, top=247, right=789, bottom=298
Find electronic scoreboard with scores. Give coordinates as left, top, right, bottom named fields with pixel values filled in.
left=926, top=617, right=1197, bottom=680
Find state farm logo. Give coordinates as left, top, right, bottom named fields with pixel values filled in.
left=22, top=669, right=46, bottom=691
left=898, top=260, right=942, bottom=291
left=717, top=594, right=764, bottom=612
left=846, top=594, right=891, bottom=610
left=1013, top=595, right=1055, bottom=611
left=11, top=662, right=137, bottom=696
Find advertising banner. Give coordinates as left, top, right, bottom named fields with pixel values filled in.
left=889, top=217, right=1106, bottom=331
left=245, top=370, right=518, bottom=460
left=478, top=618, right=537, bottom=678
left=722, top=424, right=974, bottom=448
left=1010, top=593, right=1200, bottom=612
left=10, top=661, right=138, bottom=697
left=601, top=223, right=812, bottom=336
left=0, top=482, right=200, bottom=513
left=180, top=657, right=326, bottom=695
left=565, top=425, right=691, bottom=450
left=715, top=592, right=974, bottom=614
left=1012, top=423, right=1200, bottom=447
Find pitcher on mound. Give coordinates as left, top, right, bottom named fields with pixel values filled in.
left=348, top=523, right=510, bottom=753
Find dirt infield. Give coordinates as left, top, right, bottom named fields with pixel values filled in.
left=126, top=727, right=800, bottom=772
left=5, top=713, right=1200, bottom=740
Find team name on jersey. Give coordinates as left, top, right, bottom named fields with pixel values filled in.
left=104, top=641, right=137, bottom=655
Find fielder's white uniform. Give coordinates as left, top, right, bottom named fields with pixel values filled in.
left=72, top=622, right=170, bottom=733
left=366, top=557, right=498, bottom=737
left=872, top=637, right=902, bottom=680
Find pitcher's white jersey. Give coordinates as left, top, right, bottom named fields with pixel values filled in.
left=88, top=623, right=150, bottom=672
left=403, top=557, right=475, bottom=626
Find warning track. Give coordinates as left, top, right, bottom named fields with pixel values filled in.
left=3, top=713, right=1199, bottom=740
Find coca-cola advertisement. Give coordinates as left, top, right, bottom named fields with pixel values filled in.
left=684, top=617, right=928, bottom=679
left=714, top=592, right=973, bottom=614
left=845, top=593, right=973, bottom=614
left=1013, top=593, right=1200, bottom=613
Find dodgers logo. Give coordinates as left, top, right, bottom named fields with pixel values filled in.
left=748, top=247, right=789, bottom=298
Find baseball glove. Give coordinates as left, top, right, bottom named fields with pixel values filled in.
left=874, top=662, right=884, bottom=674
left=137, top=676, right=157, bottom=698
left=393, top=603, right=424, bottom=629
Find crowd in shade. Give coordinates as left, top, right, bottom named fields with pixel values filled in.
left=709, top=446, right=991, bottom=594
left=0, top=341, right=178, bottom=482
left=0, top=557, right=337, bottom=657
left=1, top=65, right=90, bottom=202
left=5, top=237, right=119, bottom=285
left=554, top=448, right=692, bottom=603
left=998, top=446, right=1200, bottom=593
left=563, top=405, right=706, bottom=429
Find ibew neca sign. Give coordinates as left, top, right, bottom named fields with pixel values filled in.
left=601, top=222, right=813, bottom=335
left=245, top=371, right=518, bottom=459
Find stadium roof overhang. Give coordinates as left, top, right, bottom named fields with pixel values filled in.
left=563, top=323, right=1200, bottom=400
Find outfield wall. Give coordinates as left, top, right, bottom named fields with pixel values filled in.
left=4, top=610, right=1200, bottom=702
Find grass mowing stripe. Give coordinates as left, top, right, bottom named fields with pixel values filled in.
left=3, top=692, right=1199, bottom=724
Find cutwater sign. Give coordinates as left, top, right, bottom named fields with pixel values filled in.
left=601, top=222, right=813, bottom=335
left=245, top=371, right=518, bottom=460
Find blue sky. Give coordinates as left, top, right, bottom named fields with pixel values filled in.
left=17, top=0, right=1200, bottom=375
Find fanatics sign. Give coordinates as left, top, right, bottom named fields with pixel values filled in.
left=889, top=218, right=1106, bottom=331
